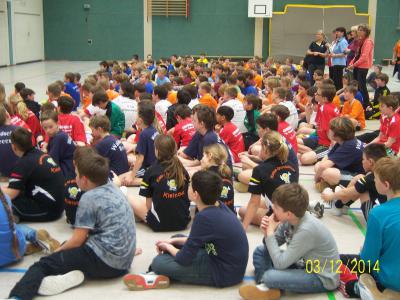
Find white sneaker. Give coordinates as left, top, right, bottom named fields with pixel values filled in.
left=38, top=270, right=85, bottom=296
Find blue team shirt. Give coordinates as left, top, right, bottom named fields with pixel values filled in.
left=241, top=85, right=258, bottom=96
left=95, top=135, right=129, bottom=177
left=0, top=125, right=19, bottom=177
left=175, top=202, right=249, bottom=287
left=64, top=82, right=81, bottom=109
left=136, top=126, right=158, bottom=168
left=184, top=131, right=233, bottom=169
left=145, top=82, right=154, bottom=94
left=48, top=131, right=76, bottom=179
left=361, top=197, right=400, bottom=291
left=328, top=138, right=364, bottom=174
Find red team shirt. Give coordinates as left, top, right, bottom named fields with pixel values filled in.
left=173, top=118, right=196, bottom=147
left=10, top=115, right=36, bottom=145
left=58, top=113, right=87, bottom=144
left=278, top=121, right=298, bottom=153
left=379, top=114, right=400, bottom=153
left=219, top=121, right=245, bottom=163
left=315, top=103, right=340, bottom=147
left=19, top=110, right=44, bottom=143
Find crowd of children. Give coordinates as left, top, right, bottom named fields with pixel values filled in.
left=0, top=46, right=400, bottom=300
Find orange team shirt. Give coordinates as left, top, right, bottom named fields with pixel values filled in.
left=189, top=70, right=197, bottom=79
left=342, top=99, right=366, bottom=129
left=254, top=74, right=263, bottom=89
left=82, top=95, right=92, bottom=110
left=168, top=91, right=177, bottom=105
left=332, top=95, right=341, bottom=110
left=61, top=91, right=72, bottom=98
left=237, top=92, right=245, bottom=102
left=199, top=93, right=218, bottom=110
left=107, top=89, right=119, bottom=100
left=396, top=41, right=400, bottom=59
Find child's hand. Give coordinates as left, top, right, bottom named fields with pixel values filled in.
left=260, top=216, right=269, bottom=236
left=112, top=171, right=122, bottom=187
left=156, top=241, right=172, bottom=254
left=266, top=214, right=280, bottom=236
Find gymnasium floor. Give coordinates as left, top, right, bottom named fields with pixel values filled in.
left=0, top=61, right=398, bottom=300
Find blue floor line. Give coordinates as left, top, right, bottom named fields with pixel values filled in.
left=0, top=268, right=27, bottom=273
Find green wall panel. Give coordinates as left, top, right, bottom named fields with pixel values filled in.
left=43, top=0, right=143, bottom=60
left=375, top=0, right=400, bottom=63
left=152, top=0, right=255, bottom=59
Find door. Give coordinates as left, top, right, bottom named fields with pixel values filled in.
left=0, top=0, right=10, bottom=66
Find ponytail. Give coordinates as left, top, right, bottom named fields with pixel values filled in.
left=16, top=101, right=29, bottom=120
left=0, top=190, right=21, bottom=260
left=153, top=116, right=164, bottom=134
left=262, top=132, right=289, bottom=163
left=203, top=144, right=232, bottom=179
left=163, top=156, right=186, bottom=189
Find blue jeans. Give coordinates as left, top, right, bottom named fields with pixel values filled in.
left=17, top=224, right=37, bottom=243
left=150, top=249, right=214, bottom=286
left=253, top=245, right=328, bottom=293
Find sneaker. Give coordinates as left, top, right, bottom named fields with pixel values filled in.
left=332, top=206, right=344, bottom=216
left=36, top=229, right=61, bottom=254
left=24, top=243, right=43, bottom=255
left=123, top=273, right=170, bottom=291
left=38, top=270, right=84, bottom=296
left=313, top=202, right=325, bottom=218
left=358, top=273, right=382, bottom=300
left=239, top=284, right=281, bottom=300
left=315, top=180, right=330, bottom=193
left=234, top=182, right=249, bottom=193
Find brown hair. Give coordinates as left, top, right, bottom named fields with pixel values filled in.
left=89, top=115, right=111, bottom=132
left=379, top=95, right=399, bottom=110
left=40, top=109, right=58, bottom=123
left=272, top=183, right=309, bottom=218
left=261, top=131, right=289, bottom=162
left=344, top=85, right=358, bottom=96
left=75, top=150, right=109, bottom=186
left=273, top=87, right=287, bottom=100
left=329, top=116, right=355, bottom=141
left=266, top=77, right=281, bottom=90
left=0, top=83, right=5, bottom=104
left=271, top=104, right=290, bottom=121
left=203, top=144, right=231, bottom=179
left=0, top=104, right=8, bottom=125
left=376, top=73, right=389, bottom=84
left=358, top=24, right=371, bottom=37
left=319, top=84, right=336, bottom=102
left=0, top=189, right=21, bottom=260
left=224, top=86, right=238, bottom=98
left=199, top=82, right=212, bottom=93
left=154, top=135, right=186, bottom=189
left=374, top=157, right=400, bottom=192
left=98, top=78, right=110, bottom=91
left=47, top=82, right=62, bottom=98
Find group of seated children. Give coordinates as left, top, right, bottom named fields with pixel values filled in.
left=0, top=55, right=400, bottom=300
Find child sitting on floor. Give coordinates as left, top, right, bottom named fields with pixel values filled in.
left=239, top=183, right=339, bottom=300
left=126, top=134, right=190, bottom=232
left=243, top=94, right=262, bottom=150
left=8, top=150, right=137, bottom=299
left=321, top=143, right=387, bottom=219
left=123, top=170, right=248, bottom=290
left=240, top=131, right=299, bottom=230
left=201, top=144, right=235, bottom=212
left=216, top=106, right=245, bottom=163
left=341, top=85, right=366, bottom=130
left=0, top=189, right=60, bottom=267
left=339, top=157, right=400, bottom=299
left=168, top=104, right=195, bottom=149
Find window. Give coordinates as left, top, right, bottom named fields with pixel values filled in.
left=150, top=0, right=189, bottom=17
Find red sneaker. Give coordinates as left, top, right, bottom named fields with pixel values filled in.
left=123, top=273, right=170, bottom=291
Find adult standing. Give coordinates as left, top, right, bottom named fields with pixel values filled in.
left=346, top=26, right=360, bottom=66
left=392, top=39, right=400, bottom=81
left=306, top=30, right=328, bottom=84
left=348, top=24, right=374, bottom=109
left=329, top=27, right=348, bottom=90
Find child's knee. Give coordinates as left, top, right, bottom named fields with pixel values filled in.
left=238, top=207, right=246, bottom=219
left=321, top=168, right=340, bottom=185
left=253, top=245, right=266, bottom=259
left=300, top=152, right=316, bottom=165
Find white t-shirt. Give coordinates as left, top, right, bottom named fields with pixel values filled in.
left=113, top=96, right=138, bottom=130
left=155, top=99, right=171, bottom=123
left=221, top=99, right=247, bottom=133
left=281, top=100, right=299, bottom=130
left=188, top=98, right=199, bottom=109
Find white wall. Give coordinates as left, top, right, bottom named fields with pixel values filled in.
left=0, top=0, right=10, bottom=66
left=13, top=0, right=44, bottom=63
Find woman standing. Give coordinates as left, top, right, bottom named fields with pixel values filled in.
left=392, top=39, right=400, bottom=81
left=348, top=24, right=374, bottom=109
left=329, top=27, right=348, bottom=90
left=306, top=30, right=328, bottom=84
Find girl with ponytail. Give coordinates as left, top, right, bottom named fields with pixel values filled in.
left=0, top=188, right=60, bottom=266
left=128, top=134, right=191, bottom=231
left=201, top=143, right=235, bottom=212
left=240, top=131, right=299, bottom=231
left=8, top=93, right=44, bottom=146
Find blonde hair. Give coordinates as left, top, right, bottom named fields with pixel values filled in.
left=203, top=144, right=231, bottom=179
left=8, top=94, right=29, bottom=120
left=261, top=131, right=289, bottom=162
left=267, top=77, right=281, bottom=91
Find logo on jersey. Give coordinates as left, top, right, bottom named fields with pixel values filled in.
left=280, top=172, right=292, bottom=184
left=220, top=186, right=229, bottom=199
left=167, top=179, right=177, bottom=192
left=68, top=186, right=80, bottom=199
left=47, top=157, right=57, bottom=167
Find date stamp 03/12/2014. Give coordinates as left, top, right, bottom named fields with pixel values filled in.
left=305, top=259, right=380, bottom=274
